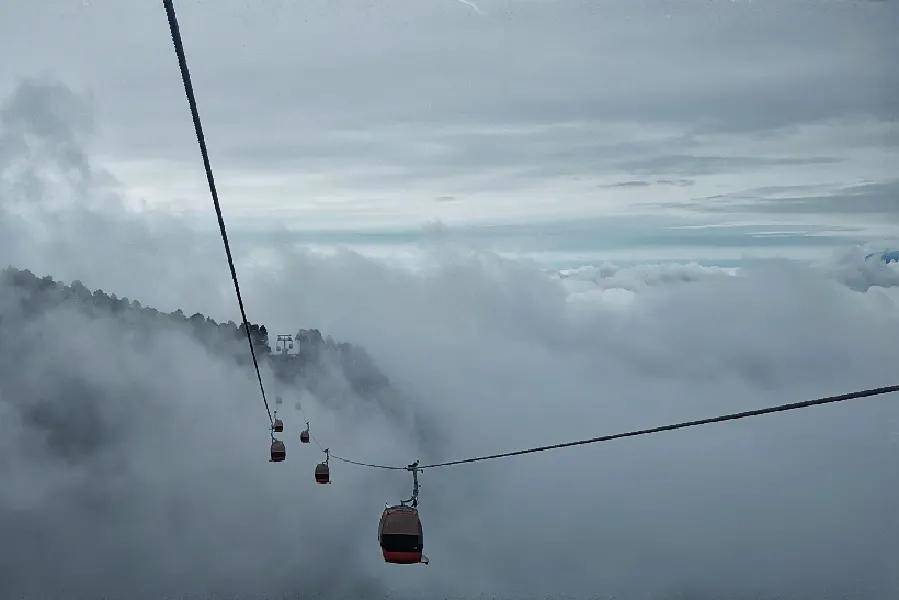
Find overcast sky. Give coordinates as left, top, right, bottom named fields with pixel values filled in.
left=2, top=0, right=897, bottom=263
left=2, top=2, right=899, bottom=598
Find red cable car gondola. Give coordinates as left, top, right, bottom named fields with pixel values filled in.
left=378, top=462, right=428, bottom=564
left=272, top=413, right=284, bottom=433
left=378, top=505, right=427, bottom=564
left=300, top=421, right=310, bottom=444
left=270, top=439, right=286, bottom=462
left=315, top=449, right=331, bottom=484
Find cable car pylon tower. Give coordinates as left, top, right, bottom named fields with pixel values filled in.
left=275, top=334, right=294, bottom=357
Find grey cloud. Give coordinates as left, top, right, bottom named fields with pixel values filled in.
left=0, top=286, right=412, bottom=598
left=0, top=80, right=234, bottom=317
left=559, top=261, right=733, bottom=292
left=1, top=78, right=93, bottom=147
left=669, top=180, right=899, bottom=216
left=656, top=178, right=694, bottom=187
left=0, top=79, right=97, bottom=208
left=231, top=242, right=899, bottom=600
left=5, top=169, right=899, bottom=598
left=601, top=178, right=695, bottom=189
left=828, top=245, right=899, bottom=291
left=601, top=180, right=652, bottom=188
left=1, top=0, right=895, bottom=209
left=618, top=154, right=841, bottom=176
left=728, top=180, right=899, bottom=215
left=23, top=380, right=116, bottom=462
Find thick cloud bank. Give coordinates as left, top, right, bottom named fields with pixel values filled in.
left=2, top=82, right=899, bottom=599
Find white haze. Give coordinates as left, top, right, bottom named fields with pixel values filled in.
left=2, top=81, right=899, bottom=599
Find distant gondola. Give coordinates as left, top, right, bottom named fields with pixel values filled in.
left=270, top=439, right=286, bottom=462
left=315, top=462, right=330, bottom=484
left=300, top=422, right=310, bottom=444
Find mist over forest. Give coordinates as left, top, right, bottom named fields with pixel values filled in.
left=0, top=265, right=400, bottom=412
left=0, top=265, right=438, bottom=598
left=3, top=251, right=899, bottom=599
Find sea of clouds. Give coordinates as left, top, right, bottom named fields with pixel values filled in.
left=2, top=80, right=898, bottom=599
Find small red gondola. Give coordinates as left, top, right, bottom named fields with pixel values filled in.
left=378, top=505, right=427, bottom=564
left=270, top=439, right=286, bottom=462
left=300, top=422, right=310, bottom=444
left=314, top=462, right=330, bottom=484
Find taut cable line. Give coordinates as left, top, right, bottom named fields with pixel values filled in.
left=162, top=0, right=273, bottom=428
left=323, top=384, right=899, bottom=472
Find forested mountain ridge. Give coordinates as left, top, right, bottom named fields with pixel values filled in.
left=0, top=266, right=391, bottom=404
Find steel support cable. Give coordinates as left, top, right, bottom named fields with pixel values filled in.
left=324, top=384, right=899, bottom=472
left=419, top=384, right=899, bottom=469
left=293, top=400, right=406, bottom=470
left=162, top=0, right=273, bottom=428
left=329, top=453, right=408, bottom=471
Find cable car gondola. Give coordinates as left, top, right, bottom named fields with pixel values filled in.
left=300, top=421, right=310, bottom=444
left=378, top=462, right=428, bottom=564
left=315, top=462, right=330, bottom=484
left=270, top=438, right=286, bottom=462
left=378, top=505, right=426, bottom=564
left=272, top=413, right=283, bottom=433
left=315, top=449, right=330, bottom=484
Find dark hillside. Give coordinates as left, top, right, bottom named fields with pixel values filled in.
left=1, top=266, right=394, bottom=410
